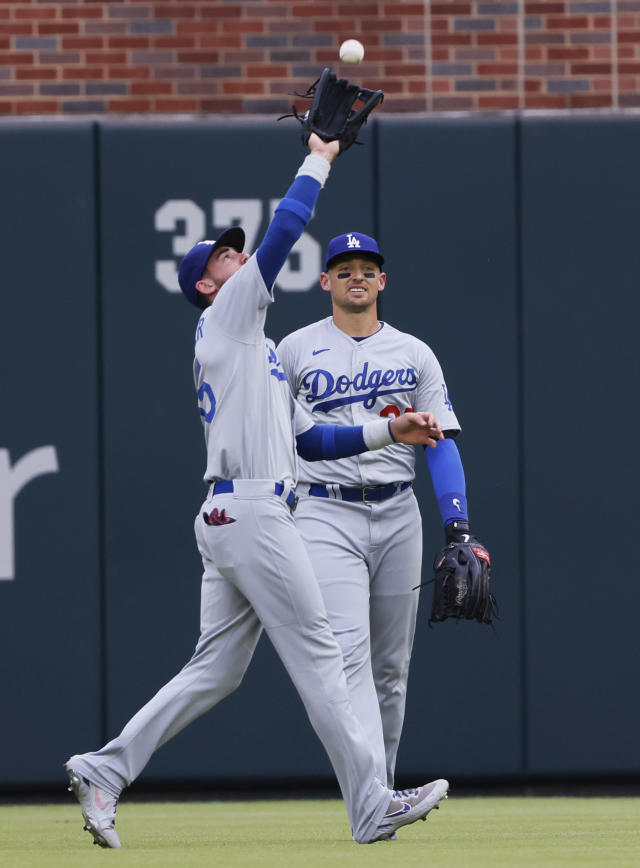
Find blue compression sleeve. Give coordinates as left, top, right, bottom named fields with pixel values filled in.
left=426, top=437, right=469, bottom=525
left=296, top=424, right=367, bottom=461
left=256, top=175, right=320, bottom=289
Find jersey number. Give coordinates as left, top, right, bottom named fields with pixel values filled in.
left=380, top=404, right=414, bottom=419
left=197, top=381, right=216, bottom=423
left=268, top=346, right=287, bottom=381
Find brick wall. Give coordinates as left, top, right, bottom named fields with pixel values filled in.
left=0, top=0, right=639, bottom=115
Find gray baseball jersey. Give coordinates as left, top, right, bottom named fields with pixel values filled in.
left=195, top=254, right=312, bottom=485
left=277, top=316, right=460, bottom=486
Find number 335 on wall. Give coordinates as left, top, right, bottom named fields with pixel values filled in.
left=154, top=198, right=321, bottom=294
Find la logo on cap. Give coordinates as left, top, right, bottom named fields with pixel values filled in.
left=346, top=233, right=361, bottom=249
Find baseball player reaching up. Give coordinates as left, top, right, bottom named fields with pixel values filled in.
left=64, top=140, right=450, bottom=849
left=277, top=231, right=487, bottom=789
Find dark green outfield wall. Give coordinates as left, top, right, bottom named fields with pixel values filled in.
left=1, top=114, right=638, bottom=788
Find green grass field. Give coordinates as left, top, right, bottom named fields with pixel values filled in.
left=1, top=797, right=638, bottom=867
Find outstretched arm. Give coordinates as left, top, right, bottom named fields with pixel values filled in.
left=257, top=135, right=340, bottom=290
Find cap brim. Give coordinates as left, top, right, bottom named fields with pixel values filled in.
left=326, top=250, right=384, bottom=270
left=210, top=226, right=245, bottom=260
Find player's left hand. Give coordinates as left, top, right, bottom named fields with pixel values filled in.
left=390, top=412, right=444, bottom=447
left=428, top=521, right=497, bottom=626
left=279, top=68, right=384, bottom=155
left=308, top=133, right=340, bottom=162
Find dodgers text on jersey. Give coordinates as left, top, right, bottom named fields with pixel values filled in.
left=301, top=361, right=418, bottom=412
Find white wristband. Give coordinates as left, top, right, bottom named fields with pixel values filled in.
left=362, top=419, right=394, bottom=451
left=295, top=153, right=331, bottom=188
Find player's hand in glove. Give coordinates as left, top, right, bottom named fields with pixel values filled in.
left=389, top=412, right=444, bottom=448
left=428, top=520, right=497, bottom=626
left=308, top=133, right=340, bottom=163
left=279, top=67, right=384, bottom=154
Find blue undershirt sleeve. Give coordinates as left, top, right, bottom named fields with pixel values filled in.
left=425, top=436, right=469, bottom=525
left=296, top=423, right=367, bottom=461
left=256, top=175, right=320, bottom=290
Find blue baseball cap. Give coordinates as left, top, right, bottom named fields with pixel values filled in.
left=324, top=232, right=384, bottom=271
left=178, top=226, right=245, bottom=307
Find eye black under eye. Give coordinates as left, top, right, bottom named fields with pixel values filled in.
left=364, top=272, right=376, bottom=278
left=338, top=271, right=351, bottom=279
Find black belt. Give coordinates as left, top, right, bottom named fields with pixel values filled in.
left=211, top=480, right=298, bottom=511
left=307, top=481, right=411, bottom=503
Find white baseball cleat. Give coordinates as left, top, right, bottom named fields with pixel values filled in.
left=368, top=779, right=449, bottom=843
left=65, top=763, right=122, bottom=849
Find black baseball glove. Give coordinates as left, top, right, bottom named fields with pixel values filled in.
left=428, top=520, right=497, bottom=626
left=278, top=67, right=384, bottom=153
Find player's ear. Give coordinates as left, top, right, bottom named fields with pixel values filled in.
left=195, top=278, right=216, bottom=299
left=319, top=272, right=331, bottom=292
left=378, top=272, right=387, bottom=292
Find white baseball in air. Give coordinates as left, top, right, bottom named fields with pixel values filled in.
left=339, top=39, right=365, bottom=64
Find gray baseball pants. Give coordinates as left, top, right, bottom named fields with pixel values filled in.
left=293, top=486, right=422, bottom=788
left=67, top=485, right=390, bottom=843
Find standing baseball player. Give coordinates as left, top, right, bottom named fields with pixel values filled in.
left=277, top=231, right=490, bottom=788
left=64, top=143, right=450, bottom=849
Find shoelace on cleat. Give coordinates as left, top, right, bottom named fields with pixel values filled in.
left=392, top=788, right=421, bottom=799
